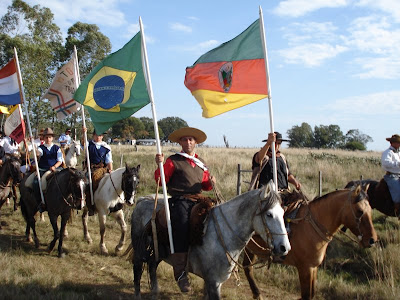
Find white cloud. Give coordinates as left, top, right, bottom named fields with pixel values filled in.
left=273, top=0, right=349, bottom=17
left=278, top=22, right=347, bottom=66
left=171, top=39, right=219, bottom=54
left=323, top=90, right=400, bottom=115
left=27, top=0, right=127, bottom=32
left=357, top=0, right=400, bottom=22
left=278, top=43, right=347, bottom=67
left=169, top=22, right=192, bottom=33
left=345, top=15, right=400, bottom=78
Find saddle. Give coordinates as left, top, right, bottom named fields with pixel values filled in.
left=25, top=170, right=55, bottom=192
left=148, top=194, right=216, bottom=248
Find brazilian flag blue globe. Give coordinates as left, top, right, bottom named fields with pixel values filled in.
left=73, top=31, right=150, bottom=134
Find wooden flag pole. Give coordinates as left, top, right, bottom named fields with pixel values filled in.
left=13, top=47, right=45, bottom=204
left=259, top=6, right=278, bottom=191
left=73, top=46, right=94, bottom=205
left=139, top=16, right=175, bottom=254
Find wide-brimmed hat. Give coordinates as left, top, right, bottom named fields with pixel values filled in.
left=386, top=134, right=400, bottom=143
left=168, top=127, right=207, bottom=144
left=42, top=127, right=54, bottom=136
left=262, top=131, right=290, bottom=143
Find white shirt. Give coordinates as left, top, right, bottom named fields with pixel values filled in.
left=37, top=143, right=64, bottom=163
left=0, top=136, right=20, bottom=155
left=381, top=146, right=400, bottom=174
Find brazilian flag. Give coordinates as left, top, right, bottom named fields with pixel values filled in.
left=74, top=31, right=150, bottom=134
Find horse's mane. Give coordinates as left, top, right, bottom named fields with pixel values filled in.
left=236, top=188, right=281, bottom=214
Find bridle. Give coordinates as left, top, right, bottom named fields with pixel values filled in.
left=109, top=168, right=139, bottom=203
left=52, top=170, right=86, bottom=209
left=211, top=190, right=287, bottom=269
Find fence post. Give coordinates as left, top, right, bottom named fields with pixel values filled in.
left=237, top=164, right=242, bottom=196
left=360, top=175, right=363, bottom=182
left=319, top=171, right=322, bottom=197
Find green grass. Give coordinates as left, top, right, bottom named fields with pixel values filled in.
left=0, top=145, right=398, bottom=299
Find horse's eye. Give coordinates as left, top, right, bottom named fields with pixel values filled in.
left=266, top=213, right=273, bottom=218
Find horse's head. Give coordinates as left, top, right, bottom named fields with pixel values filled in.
left=254, top=181, right=291, bottom=256
left=121, top=163, right=140, bottom=206
left=67, top=168, right=87, bottom=209
left=72, top=140, right=81, bottom=156
left=4, top=157, right=23, bottom=184
left=343, top=184, right=377, bottom=248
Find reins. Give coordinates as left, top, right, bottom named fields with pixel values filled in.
left=109, top=171, right=125, bottom=202
left=52, top=171, right=81, bottom=208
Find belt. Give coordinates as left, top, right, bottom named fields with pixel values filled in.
left=386, top=171, right=400, bottom=175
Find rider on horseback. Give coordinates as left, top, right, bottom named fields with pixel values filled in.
left=382, top=134, right=400, bottom=217
left=250, top=132, right=301, bottom=192
left=82, top=127, right=113, bottom=215
left=35, top=127, right=64, bottom=212
left=155, top=127, right=215, bottom=293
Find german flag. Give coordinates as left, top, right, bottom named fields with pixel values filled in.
left=184, top=19, right=268, bottom=118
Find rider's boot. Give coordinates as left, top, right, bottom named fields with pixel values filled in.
left=170, top=252, right=191, bottom=293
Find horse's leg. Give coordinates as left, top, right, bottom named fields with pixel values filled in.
left=58, top=211, right=69, bottom=258
left=148, top=258, right=160, bottom=299
left=297, top=266, right=314, bottom=300
left=133, top=251, right=144, bottom=300
left=204, top=280, right=221, bottom=300
left=12, top=185, right=18, bottom=211
left=29, top=213, right=40, bottom=248
left=98, top=213, right=108, bottom=255
left=81, top=206, right=93, bottom=244
left=311, top=267, right=318, bottom=299
left=48, top=214, right=59, bottom=254
left=243, top=251, right=264, bottom=300
left=40, top=212, right=45, bottom=222
left=114, top=209, right=127, bottom=253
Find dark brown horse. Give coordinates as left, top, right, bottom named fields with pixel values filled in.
left=345, top=179, right=396, bottom=217
left=243, top=185, right=378, bottom=300
left=0, top=157, right=22, bottom=228
left=19, top=168, right=87, bottom=257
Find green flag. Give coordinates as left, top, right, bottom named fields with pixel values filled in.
left=74, top=31, right=150, bottom=134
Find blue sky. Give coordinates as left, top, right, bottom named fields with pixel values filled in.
left=1, top=0, right=399, bottom=151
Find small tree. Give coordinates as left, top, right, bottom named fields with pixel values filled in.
left=158, top=117, right=188, bottom=142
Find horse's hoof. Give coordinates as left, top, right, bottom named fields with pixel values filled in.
left=85, top=236, right=93, bottom=244
left=115, top=245, right=124, bottom=253
left=26, top=236, right=33, bottom=243
left=58, top=252, right=66, bottom=258
left=34, top=240, right=40, bottom=249
left=0, top=220, right=7, bottom=226
left=100, top=247, right=109, bottom=256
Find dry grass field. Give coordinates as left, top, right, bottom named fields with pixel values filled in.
left=0, top=145, right=399, bottom=299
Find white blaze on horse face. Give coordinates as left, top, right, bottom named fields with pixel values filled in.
left=79, top=179, right=86, bottom=208
left=263, top=202, right=291, bottom=256
left=75, top=141, right=81, bottom=156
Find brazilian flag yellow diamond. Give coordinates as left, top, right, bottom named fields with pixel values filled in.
left=84, top=66, right=136, bottom=112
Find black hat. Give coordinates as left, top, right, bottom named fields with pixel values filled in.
left=262, top=131, right=290, bottom=143
left=65, top=128, right=71, bottom=133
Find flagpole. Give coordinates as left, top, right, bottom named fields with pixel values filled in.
left=13, top=47, right=45, bottom=204
left=259, top=6, right=278, bottom=191
left=139, top=16, right=175, bottom=254
left=73, top=46, right=94, bottom=206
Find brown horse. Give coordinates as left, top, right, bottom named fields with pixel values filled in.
left=243, top=184, right=378, bottom=300
left=345, top=179, right=396, bottom=217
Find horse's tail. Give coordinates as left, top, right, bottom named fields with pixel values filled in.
left=121, top=242, right=134, bottom=262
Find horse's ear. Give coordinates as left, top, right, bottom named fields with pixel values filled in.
left=136, top=164, right=141, bottom=171
left=363, top=183, right=370, bottom=193
left=125, top=162, right=129, bottom=169
left=351, top=184, right=362, bottom=202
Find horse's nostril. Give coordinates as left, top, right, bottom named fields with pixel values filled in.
left=369, top=238, right=376, bottom=246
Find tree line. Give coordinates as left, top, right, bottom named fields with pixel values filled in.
left=287, top=122, right=373, bottom=150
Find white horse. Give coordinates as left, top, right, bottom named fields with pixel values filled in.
left=64, top=140, right=81, bottom=168
left=82, top=164, right=140, bottom=255
left=130, top=181, right=290, bottom=299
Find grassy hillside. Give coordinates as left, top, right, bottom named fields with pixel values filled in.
left=0, top=145, right=398, bottom=299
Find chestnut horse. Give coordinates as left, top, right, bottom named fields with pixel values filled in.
left=243, top=184, right=377, bottom=300
left=345, top=179, right=396, bottom=217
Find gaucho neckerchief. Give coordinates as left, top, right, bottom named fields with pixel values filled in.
left=175, top=152, right=208, bottom=171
